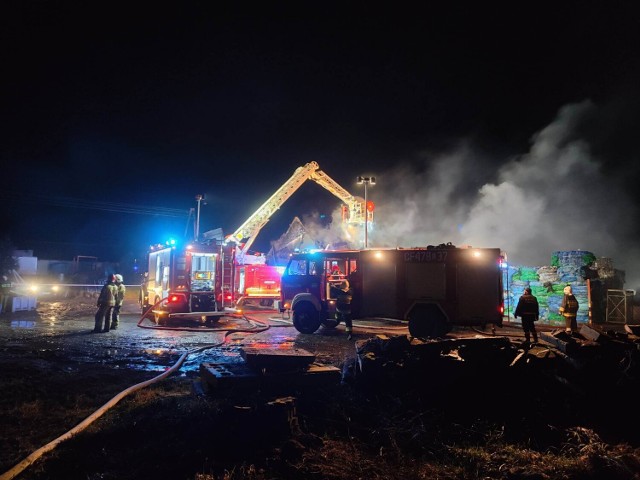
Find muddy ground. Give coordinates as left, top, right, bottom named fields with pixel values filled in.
left=1, top=290, right=640, bottom=479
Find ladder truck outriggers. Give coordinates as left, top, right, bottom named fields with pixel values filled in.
left=280, top=245, right=505, bottom=338
left=141, top=162, right=372, bottom=324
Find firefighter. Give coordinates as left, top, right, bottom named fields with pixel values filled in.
left=139, top=271, right=149, bottom=313
left=94, top=274, right=117, bottom=333
left=110, top=274, right=126, bottom=330
left=559, top=285, right=579, bottom=334
left=514, top=287, right=539, bottom=346
left=335, top=279, right=353, bottom=340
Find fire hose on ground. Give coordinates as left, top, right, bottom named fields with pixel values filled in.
left=0, top=309, right=273, bottom=480
left=2, top=300, right=518, bottom=479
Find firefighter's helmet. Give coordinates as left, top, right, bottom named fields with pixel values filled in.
left=115, top=274, right=123, bottom=283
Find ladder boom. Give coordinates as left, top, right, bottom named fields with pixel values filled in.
left=230, top=161, right=369, bottom=257
left=310, top=170, right=365, bottom=224
left=229, top=161, right=320, bottom=253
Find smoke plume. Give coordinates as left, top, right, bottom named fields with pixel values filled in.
left=371, top=100, right=640, bottom=289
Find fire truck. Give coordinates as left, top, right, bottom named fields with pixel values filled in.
left=280, top=245, right=505, bottom=338
left=142, top=161, right=370, bottom=323
left=142, top=240, right=236, bottom=324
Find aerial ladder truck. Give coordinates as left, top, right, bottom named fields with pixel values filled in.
left=227, top=161, right=373, bottom=307
left=143, top=162, right=372, bottom=322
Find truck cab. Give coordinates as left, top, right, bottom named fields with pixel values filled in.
left=281, top=250, right=360, bottom=333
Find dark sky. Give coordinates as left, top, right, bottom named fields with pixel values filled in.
left=2, top=2, right=640, bottom=285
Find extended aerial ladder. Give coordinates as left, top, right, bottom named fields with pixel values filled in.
left=227, top=161, right=370, bottom=262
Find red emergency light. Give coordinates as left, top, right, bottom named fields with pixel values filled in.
left=168, top=294, right=186, bottom=304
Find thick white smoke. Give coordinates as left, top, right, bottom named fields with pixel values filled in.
left=371, top=100, right=640, bottom=288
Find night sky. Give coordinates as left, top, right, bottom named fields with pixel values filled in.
left=2, top=2, right=640, bottom=287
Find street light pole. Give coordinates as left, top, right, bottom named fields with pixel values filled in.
left=195, top=194, right=205, bottom=241
left=356, top=176, right=376, bottom=248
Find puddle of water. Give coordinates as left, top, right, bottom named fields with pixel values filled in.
left=121, top=363, right=173, bottom=372
left=141, top=348, right=181, bottom=357
left=10, top=320, right=36, bottom=329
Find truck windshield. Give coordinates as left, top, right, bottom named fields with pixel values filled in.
left=190, top=254, right=216, bottom=292
left=287, top=259, right=308, bottom=275
left=287, top=258, right=323, bottom=276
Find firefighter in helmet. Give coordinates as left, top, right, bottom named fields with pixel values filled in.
left=335, top=279, right=353, bottom=340
left=559, top=285, right=579, bottom=333
left=110, top=274, right=126, bottom=330
left=94, top=274, right=117, bottom=333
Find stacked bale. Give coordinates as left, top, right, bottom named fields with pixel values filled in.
left=509, top=250, right=595, bottom=326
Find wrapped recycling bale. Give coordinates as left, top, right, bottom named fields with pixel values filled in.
left=552, top=250, right=596, bottom=283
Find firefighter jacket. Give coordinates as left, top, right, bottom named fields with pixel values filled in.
left=115, top=283, right=126, bottom=307
left=559, top=294, right=579, bottom=318
left=97, top=282, right=117, bottom=307
left=514, top=293, right=539, bottom=321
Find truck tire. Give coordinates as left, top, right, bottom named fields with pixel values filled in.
left=407, top=303, right=450, bottom=339
left=293, top=302, right=321, bottom=334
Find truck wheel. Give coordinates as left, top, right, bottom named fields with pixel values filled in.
left=408, top=304, right=450, bottom=339
left=293, top=302, right=321, bottom=334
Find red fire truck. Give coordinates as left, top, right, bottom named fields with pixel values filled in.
left=142, top=240, right=236, bottom=324
left=280, top=245, right=505, bottom=337
left=141, top=241, right=284, bottom=323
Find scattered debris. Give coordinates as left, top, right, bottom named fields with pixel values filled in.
left=241, top=346, right=316, bottom=371
left=200, top=346, right=341, bottom=392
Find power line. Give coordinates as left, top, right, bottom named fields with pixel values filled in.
left=1, top=192, right=190, bottom=218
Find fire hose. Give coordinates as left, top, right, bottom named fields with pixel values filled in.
left=1, top=301, right=424, bottom=479
left=0, top=348, right=194, bottom=480
left=0, top=310, right=272, bottom=480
